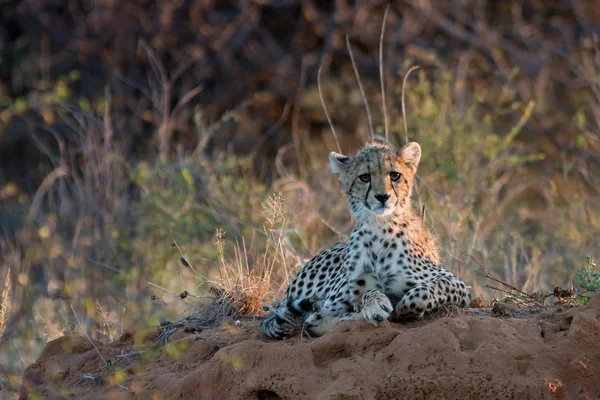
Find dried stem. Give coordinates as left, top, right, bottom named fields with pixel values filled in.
left=466, top=250, right=543, bottom=306
left=24, top=166, right=69, bottom=227
left=103, top=85, right=114, bottom=147
left=379, top=3, right=390, bottom=142
left=87, top=258, right=210, bottom=300
left=70, top=305, right=107, bottom=366
left=0, top=269, right=11, bottom=338
left=318, top=64, right=342, bottom=153
left=137, top=39, right=203, bottom=162
left=401, top=65, right=420, bottom=144
left=171, top=240, right=216, bottom=287
left=346, top=35, right=375, bottom=142
left=484, top=285, right=531, bottom=306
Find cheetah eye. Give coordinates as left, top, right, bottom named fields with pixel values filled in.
left=389, top=172, right=401, bottom=182
left=358, top=174, right=371, bottom=183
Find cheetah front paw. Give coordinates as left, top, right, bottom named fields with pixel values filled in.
left=360, top=291, right=393, bottom=326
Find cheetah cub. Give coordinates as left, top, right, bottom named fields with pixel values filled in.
left=261, top=141, right=470, bottom=339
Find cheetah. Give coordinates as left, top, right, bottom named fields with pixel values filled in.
left=260, top=140, right=471, bottom=339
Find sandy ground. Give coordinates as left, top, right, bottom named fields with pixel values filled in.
left=19, top=293, right=600, bottom=400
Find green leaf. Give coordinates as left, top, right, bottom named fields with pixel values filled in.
left=181, top=168, right=194, bottom=188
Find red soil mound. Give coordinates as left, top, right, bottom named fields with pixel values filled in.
left=21, top=294, right=600, bottom=400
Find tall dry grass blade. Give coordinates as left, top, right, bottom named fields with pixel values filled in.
left=171, top=240, right=215, bottom=285
left=88, top=258, right=208, bottom=299
left=379, top=3, right=391, bottom=143
left=346, top=35, right=375, bottom=143
left=401, top=65, right=420, bottom=144
left=318, top=64, right=342, bottom=153
left=70, top=305, right=107, bottom=365
left=24, top=166, right=69, bottom=227
left=0, top=269, right=11, bottom=338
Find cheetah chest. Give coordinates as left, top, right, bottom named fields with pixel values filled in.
left=349, top=225, right=438, bottom=305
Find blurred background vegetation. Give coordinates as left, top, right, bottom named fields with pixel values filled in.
left=1, top=0, right=600, bottom=393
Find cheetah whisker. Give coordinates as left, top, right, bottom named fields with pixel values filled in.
left=300, top=323, right=313, bottom=340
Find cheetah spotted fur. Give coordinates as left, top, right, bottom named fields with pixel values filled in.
left=261, top=141, right=471, bottom=338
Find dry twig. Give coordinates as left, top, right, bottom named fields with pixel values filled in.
left=171, top=240, right=218, bottom=289
left=87, top=258, right=208, bottom=300
left=466, top=250, right=543, bottom=306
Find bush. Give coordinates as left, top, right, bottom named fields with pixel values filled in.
left=575, top=257, right=600, bottom=304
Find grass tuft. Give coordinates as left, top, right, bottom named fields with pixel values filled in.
left=213, top=192, right=296, bottom=317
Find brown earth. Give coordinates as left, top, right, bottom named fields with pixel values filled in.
left=20, top=294, right=600, bottom=400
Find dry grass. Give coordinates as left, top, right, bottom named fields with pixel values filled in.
left=212, top=192, right=297, bottom=316
left=213, top=231, right=272, bottom=316
left=0, top=268, right=11, bottom=338
left=155, top=192, right=302, bottom=343
left=33, top=313, right=67, bottom=343
left=95, top=301, right=119, bottom=343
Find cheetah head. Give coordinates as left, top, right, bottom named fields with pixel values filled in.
left=329, top=141, right=421, bottom=218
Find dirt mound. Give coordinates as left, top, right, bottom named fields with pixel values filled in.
left=20, top=294, right=600, bottom=400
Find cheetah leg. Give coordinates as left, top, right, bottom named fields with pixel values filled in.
left=358, top=289, right=393, bottom=325
left=392, top=283, right=437, bottom=320
left=392, top=272, right=470, bottom=321
left=346, top=270, right=392, bottom=326
left=305, top=288, right=392, bottom=335
left=261, top=303, right=305, bottom=339
left=303, top=285, right=357, bottom=336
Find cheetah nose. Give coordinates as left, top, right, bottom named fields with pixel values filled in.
left=374, top=194, right=390, bottom=204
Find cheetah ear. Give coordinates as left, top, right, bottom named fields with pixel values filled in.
left=329, top=152, right=351, bottom=174
left=398, top=142, right=421, bottom=170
